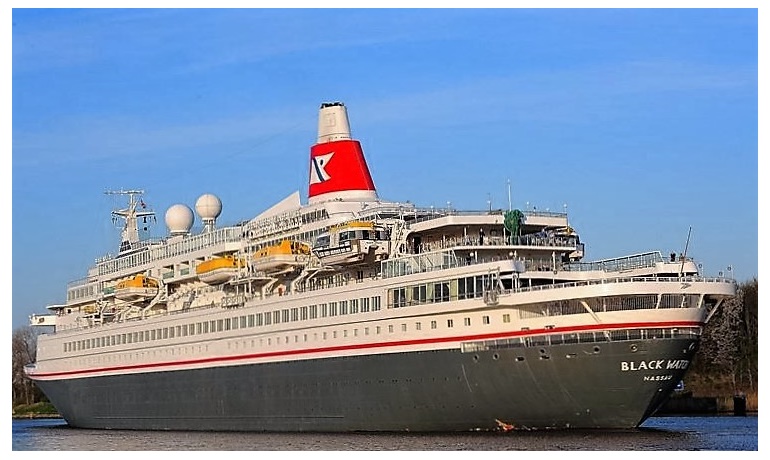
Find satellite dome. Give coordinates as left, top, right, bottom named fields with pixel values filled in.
left=165, top=204, right=194, bottom=235
left=195, top=194, right=222, bottom=220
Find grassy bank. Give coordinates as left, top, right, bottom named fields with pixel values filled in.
left=12, top=402, right=61, bottom=419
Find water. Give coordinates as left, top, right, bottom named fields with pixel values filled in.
left=10, top=416, right=758, bottom=451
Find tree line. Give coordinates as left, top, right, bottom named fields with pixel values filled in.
left=11, top=278, right=759, bottom=409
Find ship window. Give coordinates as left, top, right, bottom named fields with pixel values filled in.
left=329, top=302, right=338, bottom=317
left=151, top=330, right=156, bottom=341
left=401, top=324, right=407, bottom=332
left=273, top=311, right=280, bottom=324
left=309, top=305, right=318, bottom=319
left=433, top=282, right=450, bottom=303
left=323, top=332, right=327, bottom=340
left=482, top=316, right=490, bottom=325
left=503, top=314, right=511, bottom=323
left=415, top=322, right=422, bottom=331
left=464, top=318, right=471, bottom=326
left=339, top=301, right=348, bottom=315
left=217, top=320, right=224, bottom=332
left=365, top=327, right=369, bottom=336
left=163, top=328, right=169, bottom=339
left=343, top=330, right=348, bottom=338
left=225, top=318, right=231, bottom=331
left=376, top=326, right=381, bottom=334
left=413, top=285, right=427, bottom=304
left=240, top=316, right=248, bottom=328
left=458, top=277, right=469, bottom=300
left=300, top=307, right=308, bottom=320
left=372, top=296, right=381, bottom=311
left=431, top=320, right=437, bottom=330
left=169, top=328, right=175, bottom=339
left=360, top=298, right=368, bottom=312
left=231, top=317, right=238, bottom=330
left=392, top=288, right=407, bottom=308
left=447, top=319, right=454, bottom=328
left=282, top=309, right=290, bottom=323
left=320, top=303, right=328, bottom=317
left=291, top=308, right=299, bottom=321
left=255, top=314, right=262, bottom=326
left=388, top=325, right=394, bottom=333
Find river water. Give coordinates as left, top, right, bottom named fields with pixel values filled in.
left=10, top=415, right=758, bottom=451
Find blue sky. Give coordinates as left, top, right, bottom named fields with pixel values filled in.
left=10, top=7, right=759, bottom=330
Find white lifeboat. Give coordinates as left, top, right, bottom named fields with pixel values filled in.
left=313, top=221, right=390, bottom=267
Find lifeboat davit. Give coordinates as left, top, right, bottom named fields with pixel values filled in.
left=196, top=255, right=244, bottom=284
left=115, top=275, right=160, bottom=301
left=253, top=240, right=310, bottom=274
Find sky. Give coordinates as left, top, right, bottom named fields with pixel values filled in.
left=9, top=6, right=760, bottom=330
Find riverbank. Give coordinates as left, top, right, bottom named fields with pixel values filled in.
left=657, top=390, right=758, bottom=415
left=12, top=402, right=61, bottom=419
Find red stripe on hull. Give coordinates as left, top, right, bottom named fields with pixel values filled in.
left=29, top=320, right=702, bottom=380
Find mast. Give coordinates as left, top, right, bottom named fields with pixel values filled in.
left=679, top=226, right=692, bottom=277
left=105, top=189, right=155, bottom=253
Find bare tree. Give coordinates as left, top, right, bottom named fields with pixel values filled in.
left=737, top=278, right=758, bottom=391
left=694, top=279, right=757, bottom=393
left=12, top=326, right=42, bottom=406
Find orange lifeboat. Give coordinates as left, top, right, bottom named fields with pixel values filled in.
left=195, top=255, right=244, bottom=284
left=115, top=275, right=159, bottom=301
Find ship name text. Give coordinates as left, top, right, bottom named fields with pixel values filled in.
left=620, top=359, right=690, bottom=372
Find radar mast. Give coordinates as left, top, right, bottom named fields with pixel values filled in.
left=105, top=189, right=155, bottom=253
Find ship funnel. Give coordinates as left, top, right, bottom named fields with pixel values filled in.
left=308, top=102, right=377, bottom=205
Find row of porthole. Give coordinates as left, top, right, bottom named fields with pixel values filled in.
left=471, top=345, right=605, bottom=363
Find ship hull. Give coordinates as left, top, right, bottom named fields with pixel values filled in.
left=34, top=337, right=696, bottom=432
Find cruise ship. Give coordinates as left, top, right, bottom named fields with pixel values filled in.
left=25, top=101, right=737, bottom=432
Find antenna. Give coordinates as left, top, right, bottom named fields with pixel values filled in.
left=679, top=226, right=692, bottom=277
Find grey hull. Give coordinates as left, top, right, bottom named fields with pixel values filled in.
left=35, top=337, right=697, bottom=432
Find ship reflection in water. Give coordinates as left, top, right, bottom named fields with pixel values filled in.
left=12, top=416, right=758, bottom=451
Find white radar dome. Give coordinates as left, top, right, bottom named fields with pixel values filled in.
left=195, top=193, right=222, bottom=220
left=165, top=204, right=194, bottom=235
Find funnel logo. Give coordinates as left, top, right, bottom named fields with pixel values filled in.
left=310, top=152, right=334, bottom=185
